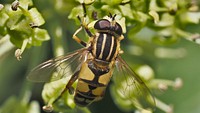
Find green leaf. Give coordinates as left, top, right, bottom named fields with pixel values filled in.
left=0, top=9, right=9, bottom=27
left=156, top=13, right=174, bottom=27
left=19, top=0, right=33, bottom=10
left=119, top=4, right=134, bottom=19
left=149, top=10, right=159, bottom=24
left=29, top=8, right=45, bottom=26
left=0, top=0, right=49, bottom=50
left=68, top=5, right=83, bottom=21
left=33, top=28, right=50, bottom=41
left=180, top=12, right=200, bottom=24
left=101, top=0, right=122, bottom=6
left=76, top=0, right=95, bottom=4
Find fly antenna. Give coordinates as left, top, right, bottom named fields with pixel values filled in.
left=109, top=13, right=112, bottom=18
left=112, top=14, right=117, bottom=21
left=108, top=13, right=117, bottom=21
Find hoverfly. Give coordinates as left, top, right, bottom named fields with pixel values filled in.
left=27, top=3, right=155, bottom=111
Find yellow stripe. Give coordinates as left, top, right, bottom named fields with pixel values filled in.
left=106, top=36, right=114, bottom=61
left=98, top=34, right=106, bottom=59
left=92, top=33, right=99, bottom=58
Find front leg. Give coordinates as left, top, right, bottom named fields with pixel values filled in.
left=72, top=16, right=95, bottom=47
left=73, top=26, right=87, bottom=47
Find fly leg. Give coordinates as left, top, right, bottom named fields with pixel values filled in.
left=73, top=2, right=96, bottom=45
left=52, top=71, right=80, bottom=104
left=72, top=16, right=94, bottom=47
left=80, top=3, right=94, bottom=38
left=72, top=3, right=95, bottom=47
left=73, top=26, right=87, bottom=47
left=65, top=71, right=80, bottom=94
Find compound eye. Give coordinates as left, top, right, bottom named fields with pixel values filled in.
left=114, top=23, right=123, bottom=35
left=94, top=19, right=110, bottom=30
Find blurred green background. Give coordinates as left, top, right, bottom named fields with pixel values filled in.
left=1, top=0, right=200, bottom=113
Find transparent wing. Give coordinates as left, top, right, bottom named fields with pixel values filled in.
left=113, top=56, right=155, bottom=110
left=27, top=48, right=88, bottom=82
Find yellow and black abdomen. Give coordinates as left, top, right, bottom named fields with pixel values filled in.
left=74, top=60, right=113, bottom=107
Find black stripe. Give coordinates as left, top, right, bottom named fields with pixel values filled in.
left=88, top=85, right=97, bottom=90
left=74, top=92, right=95, bottom=107
left=80, top=41, right=87, bottom=47
left=96, top=33, right=103, bottom=58
left=80, top=78, right=106, bottom=87
left=102, top=34, right=112, bottom=60
left=77, top=90, right=97, bottom=98
left=109, top=38, right=117, bottom=61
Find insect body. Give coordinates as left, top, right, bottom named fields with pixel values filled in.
left=27, top=7, right=155, bottom=110
left=73, top=16, right=124, bottom=106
